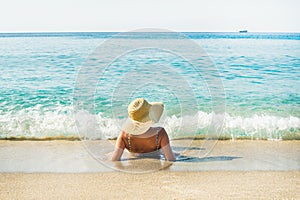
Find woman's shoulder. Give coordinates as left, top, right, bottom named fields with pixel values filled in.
left=119, top=130, right=128, bottom=139
left=155, top=127, right=170, bottom=147
left=156, top=126, right=166, bottom=132
left=156, top=127, right=168, bottom=137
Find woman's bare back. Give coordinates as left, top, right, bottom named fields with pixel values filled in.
left=123, top=127, right=162, bottom=153
left=112, top=127, right=175, bottom=161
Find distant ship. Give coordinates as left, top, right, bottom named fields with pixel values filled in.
left=239, top=30, right=248, bottom=33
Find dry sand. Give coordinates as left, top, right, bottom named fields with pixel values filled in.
left=0, top=171, right=299, bottom=199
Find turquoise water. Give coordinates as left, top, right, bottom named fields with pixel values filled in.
left=0, top=32, right=299, bottom=140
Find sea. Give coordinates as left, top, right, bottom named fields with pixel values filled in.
left=0, top=32, right=299, bottom=140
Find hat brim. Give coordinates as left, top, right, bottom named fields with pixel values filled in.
left=122, top=102, right=164, bottom=135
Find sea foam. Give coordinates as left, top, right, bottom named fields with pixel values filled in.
left=1, top=105, right=299, bottom=140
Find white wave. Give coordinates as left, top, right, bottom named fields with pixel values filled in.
left=75, top=110, right=120, bottom=139
left=225, top=113, right=300, bottom=131
left=0, top=105, right=77, bottom=139
left=0, top=106, right=299, bottom=140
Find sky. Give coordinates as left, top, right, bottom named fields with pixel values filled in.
left=0, top=0, right=299, bottom=32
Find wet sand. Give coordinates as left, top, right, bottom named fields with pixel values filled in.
left=0, top=140, right=299, bottom=172
left=0, top=140, right=299, bottom=199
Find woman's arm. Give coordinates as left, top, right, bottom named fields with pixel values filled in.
left=111, top=147, right=124, bottom=161
left=162, top=144, right=176, bottom=161
left=111, top=132, right=125, bottom=161
left=160, top=128, right=176, bottom=161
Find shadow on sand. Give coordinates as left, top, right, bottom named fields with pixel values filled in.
left=170, top=145, right=242, bottom=162
left=176, top=155, right=242, bottom=162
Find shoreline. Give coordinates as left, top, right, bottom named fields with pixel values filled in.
left=1, top=140, right=299, bottom=172
left=1, top=133, right=300, bottom=141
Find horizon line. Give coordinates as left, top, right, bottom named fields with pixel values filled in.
left=1, top=30, right=300, bottom=34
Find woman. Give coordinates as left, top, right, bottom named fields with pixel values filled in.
left=111, top=98, right=176, bottom=161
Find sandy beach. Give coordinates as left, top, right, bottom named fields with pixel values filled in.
left=1, top=171, right=299, bottom=199
left=0, top=140, right=299, bottom=199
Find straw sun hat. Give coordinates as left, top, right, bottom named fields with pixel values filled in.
left=122, top=98, right=164, bottom=135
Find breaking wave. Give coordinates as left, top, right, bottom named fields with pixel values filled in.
left=1, top=105, right=299, bottom=140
